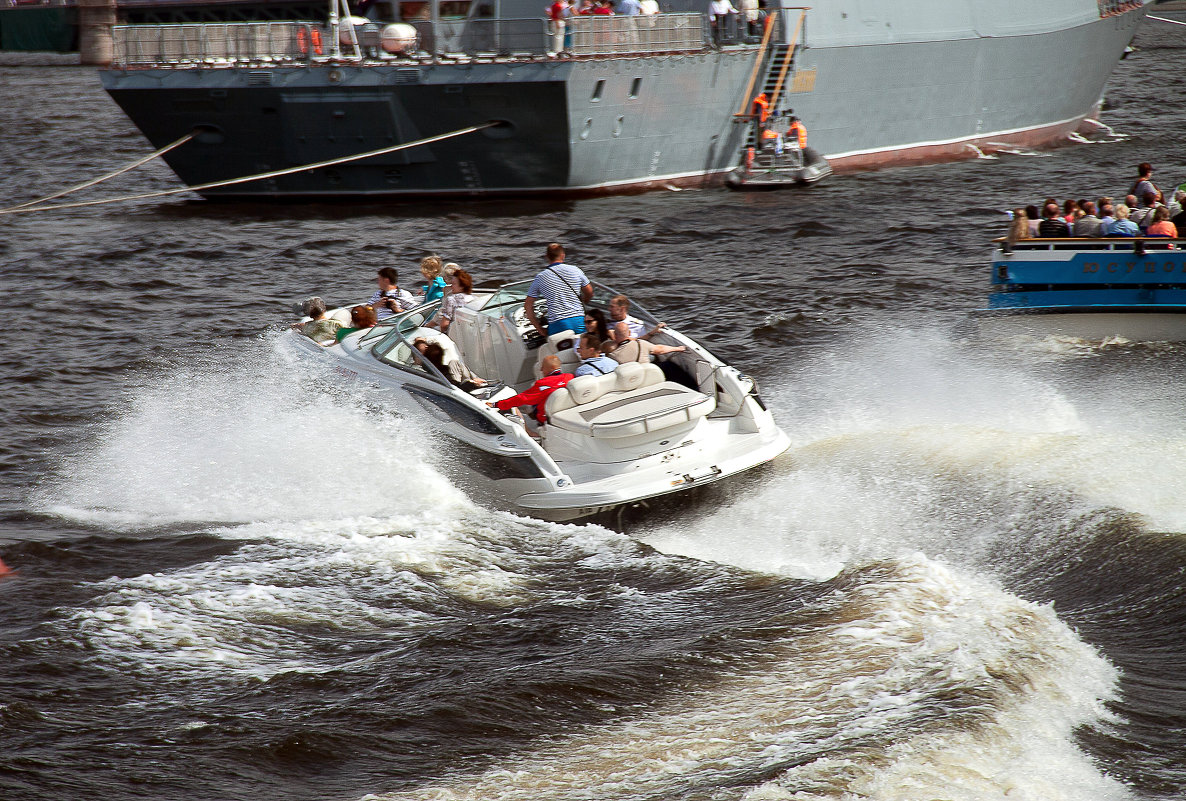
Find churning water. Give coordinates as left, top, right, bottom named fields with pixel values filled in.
left=3, top=13, right=1186, bottom=801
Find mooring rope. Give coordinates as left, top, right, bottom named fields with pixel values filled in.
left=1149, top=14, right=1186, bottom=26
left=5, top=132, right=196, bottom=211
left=0, top=123, right=496, bottom=216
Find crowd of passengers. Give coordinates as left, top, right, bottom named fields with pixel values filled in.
left=296, top=243, right=687, bottom=429
left=1008, top=163, right=1186, bottom=242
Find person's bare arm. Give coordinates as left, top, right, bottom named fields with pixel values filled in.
left=640, top=322, right=667, bottom=340
left=524, top=296, right=545, bottom=336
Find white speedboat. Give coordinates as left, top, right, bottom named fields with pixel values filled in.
left=286, top=280, right=790, bottom=522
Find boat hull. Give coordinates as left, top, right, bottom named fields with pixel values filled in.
left=100, top=52, right=758, bottom=199
left=973, top=235, right=1186, bottom=342
left=285, top=286, right=791, bottom=525
left=97, top=1, right=1148, bottom=198
left=972, top=307, right=1186, bottom=342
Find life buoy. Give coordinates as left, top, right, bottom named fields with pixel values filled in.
left=297, top=27, right=324, bottom=56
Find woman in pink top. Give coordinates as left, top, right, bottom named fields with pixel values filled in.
left=1146, top=206, right=1178, bottom=239
left=1062, top=198, right=1080, bottom=226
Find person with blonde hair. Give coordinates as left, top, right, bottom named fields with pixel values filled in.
left=419, top=255, right=447, bottom=303
left=1104, top=203, right=1139, bottom=237
left=1007, top=208, right=1031, bottom=244
left=608, top=294, right=667, bottom=340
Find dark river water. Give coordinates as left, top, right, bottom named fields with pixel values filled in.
left=3, top=12, right=1186, bottom=801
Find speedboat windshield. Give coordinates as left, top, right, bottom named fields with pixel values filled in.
left=478, top=281, right=532, bottom=319
left=370, top=301, right=449, bottom=384
left=361, top=302, right=441, bottom=347
left=477, top=279, right=659, bottom=324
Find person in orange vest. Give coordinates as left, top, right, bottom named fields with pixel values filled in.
left=787, top=111, right=807, bottom=149
left=750, top=92, right=771, bottom=150
left=750, top=92, right=770, bottom=123
left=761, top=126, right=780, bottom=153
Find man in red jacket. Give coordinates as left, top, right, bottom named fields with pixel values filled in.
left=491, top=355, right=574, bottom=425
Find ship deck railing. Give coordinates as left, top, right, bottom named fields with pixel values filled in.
left=113, top=21, right=321, bottom=65
left=109, top=13, right=722, bottom=68
left=996, top=237, right=1185, bottom=254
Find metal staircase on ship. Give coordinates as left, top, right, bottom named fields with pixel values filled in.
left=735, top=8, right=807, bottom=154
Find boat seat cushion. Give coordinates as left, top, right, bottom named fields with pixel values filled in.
left=547, top=362, right=658, bottom=416
left=546, top=363, right=716, bottom=439
left=536, top=330, right=581, bottom=373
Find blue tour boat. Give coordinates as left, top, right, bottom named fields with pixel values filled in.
left=972, top=237, right=1186, bottom=341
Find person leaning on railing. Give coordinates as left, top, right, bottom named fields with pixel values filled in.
left=546, top=0, right=570, bottom=54
left=708, top=0, right=738, bottom=44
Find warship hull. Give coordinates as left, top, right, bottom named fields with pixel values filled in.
left=101, top=51, right=758, bottom=198
left=98, top=0, right=1149, bottom=199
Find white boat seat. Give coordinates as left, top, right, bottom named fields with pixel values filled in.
left=536, top=330, right=581, bottom=373
left=407, top=328, right=462, bottom=365
left=545, top=362, right=716, bottom=439
left=327, top=307, right=353, bottom=325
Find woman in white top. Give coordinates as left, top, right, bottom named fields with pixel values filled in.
left=433, top=268, right=475, bottom=334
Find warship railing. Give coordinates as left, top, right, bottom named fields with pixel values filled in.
left=1097, top=0, right=1143, bottom=18
left=567, top=13, right=705, bottom=55
left=110, top=12, right=715, bottom=66
left=408, top=18, right=548, bottom=57
left=112, top=21, right=320, bottom=65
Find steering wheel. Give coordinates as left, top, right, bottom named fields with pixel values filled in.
left=511, top=306, right=531, bottom=330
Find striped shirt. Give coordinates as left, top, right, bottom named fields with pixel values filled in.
left=527, top=262, right=589, bottom=324
left=368, top=288, right=417, bottom=320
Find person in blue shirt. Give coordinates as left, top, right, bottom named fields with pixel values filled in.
left=1104, top=204, right=1140, bottom=237
left=419, top=256, right=448, bottom=303
left=525, top=243, right=594, bottom=337
left=573, top=333, right=619, bottom=377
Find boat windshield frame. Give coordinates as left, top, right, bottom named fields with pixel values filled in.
left=367, top=300, right=452, bottom=387
left=476, top=279, right=660, bottom=325
left=358, top=301, right=441, bottom=345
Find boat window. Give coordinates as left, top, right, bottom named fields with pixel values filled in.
left=471, top=279, right=661, bottom=329
left=369, top=303, right=450, bottom=386
left=367, top=301, right=442, bottom=350
left=591, top=80, right=605, bottom=102
left=478, top=281, right=532, bottom=318
left=373, top=336, right=456, bottom=387
left=629, top=77, right=641, bottom=99
left=359, top=318, right=401, bottom=345
left=586, top=281, right=659, bottom=325
left=406, top=387, right=504, bottom=435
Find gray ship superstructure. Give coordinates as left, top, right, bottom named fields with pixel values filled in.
left=98, top=0, right=1150, bottom=199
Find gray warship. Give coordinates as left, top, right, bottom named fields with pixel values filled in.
left=98, top=0, right=1150, bottom=199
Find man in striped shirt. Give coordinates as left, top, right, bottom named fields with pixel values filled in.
left=525, top=243, right=594, bottom=338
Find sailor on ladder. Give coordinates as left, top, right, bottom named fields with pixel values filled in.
left=787, top=111, right=807, bottom=149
